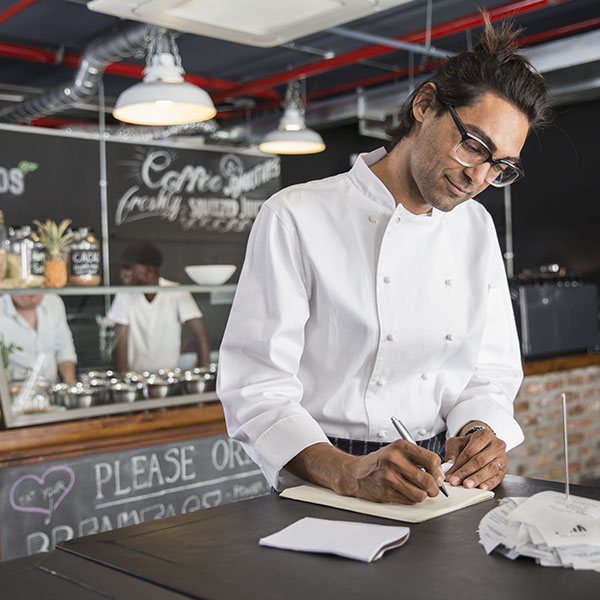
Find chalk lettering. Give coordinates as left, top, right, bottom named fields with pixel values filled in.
left=181, top=494, right=201, bottom=513
left=94, top=462, right=111, bottom=500
left=181, top=445, right=195, bottom=481
left=163, top=447, right=182, bottom=484
left=114, top=460, right=131, bottom=496
left=117, top=510, right=140, bottom=528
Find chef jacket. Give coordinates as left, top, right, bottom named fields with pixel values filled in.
left=217, top=147, right=524, bottom=490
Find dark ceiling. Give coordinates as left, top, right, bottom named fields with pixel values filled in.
left=0, top=0, right=597, bottom=131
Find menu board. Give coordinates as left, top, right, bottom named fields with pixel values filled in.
left=107, top=142, right=281, bottom=240
left=0, top=434, right=269, bottom=561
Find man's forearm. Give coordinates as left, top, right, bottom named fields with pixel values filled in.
left=58, top=361, right=77, bottom=385
left=285, top=442, right=359, bottom=495
left=114, top=325, right=129, bottom=372
left=285, top=439, right=445, bottom=504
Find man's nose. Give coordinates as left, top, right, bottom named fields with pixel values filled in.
left=463, top=162, right=491, bottom=187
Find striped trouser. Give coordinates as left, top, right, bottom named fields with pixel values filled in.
left=328, top=430, right=447, bottom=461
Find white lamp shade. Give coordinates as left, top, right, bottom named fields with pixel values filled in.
left=258, top=127, right=325, bottom=155
left=113, top=80, right=217, bottom=125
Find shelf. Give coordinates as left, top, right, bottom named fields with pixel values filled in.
left=3, top=391, right=220, bottom=428
left=0, top=284, right=237, bottom=304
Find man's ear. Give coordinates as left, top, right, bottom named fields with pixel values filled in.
left=412, top=83, right=437, bottom=124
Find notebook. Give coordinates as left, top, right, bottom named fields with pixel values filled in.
left=280, top=483, right=494, bottom=523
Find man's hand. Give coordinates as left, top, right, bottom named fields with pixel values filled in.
left=286, top=441, right=446, bottom=504
left=445, top=425, right=507, bottom=491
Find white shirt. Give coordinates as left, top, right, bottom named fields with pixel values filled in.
left=217, top=148, right=524, bottom=490
left=0, top=294, right=77, bottom=382
left=108, top=278, right=202, bottom=372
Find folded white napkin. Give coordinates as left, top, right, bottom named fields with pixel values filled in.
left=259, top=516, right=410, bottom=563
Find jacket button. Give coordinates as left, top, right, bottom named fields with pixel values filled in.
left=421, top=373, right=429, bottom=380
left=376, top=378, right=386, bottom=387
left=445, top=334, right=454, bottom=341
left=445, top=279, right=453, bottom=286
left=377, top=430, right=387, bottom=439
left=418, top=428, right=427, bottom=436
left=369, top=215, right=377, bottom=223
left=383, top=276, right=391, bottom=283
left=386, top=333, right=396, bottom=341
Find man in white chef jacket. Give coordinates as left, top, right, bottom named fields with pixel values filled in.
left=218, top=18, right=552, bottom=504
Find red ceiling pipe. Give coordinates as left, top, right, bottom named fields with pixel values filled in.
left=0, top=41, right=280, bottom=102
left=222, top=13, right=598, bottom=122
left=212, top=0, right=570, bottom=103
left=0, top=0, right=39, bottom=24
left=29, top=116, right=94, bottom=128
left=307, top=15, right=600, bottom=103
left=518, top=16, right=600, bottom=45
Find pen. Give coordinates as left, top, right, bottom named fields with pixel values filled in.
left=390, top=416, right=449, bottom=498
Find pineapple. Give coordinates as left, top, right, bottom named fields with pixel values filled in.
left=33, top=219, right=74, bottom=288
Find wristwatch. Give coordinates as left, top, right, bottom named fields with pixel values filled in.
left=463, top=425, right=487, bottom=437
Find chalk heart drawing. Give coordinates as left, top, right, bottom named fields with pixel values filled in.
left=9, top=466, right=75, bottom=516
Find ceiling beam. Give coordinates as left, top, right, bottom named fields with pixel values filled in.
left=212, top=0, right=570, bottom=103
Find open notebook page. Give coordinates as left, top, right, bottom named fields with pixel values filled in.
left=281, top=483, right=494, bottom=523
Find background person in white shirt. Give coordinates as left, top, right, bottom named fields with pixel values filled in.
left=109, top=242, right=210, bottom=373
left=218, top=18, right=552, bottom=504
left=0, top=294, right=77, bottom=384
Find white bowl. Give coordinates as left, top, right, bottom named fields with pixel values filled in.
left=185, top=265, right=237, bottom=286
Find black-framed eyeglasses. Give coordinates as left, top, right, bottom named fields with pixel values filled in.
left=446, top=105, right=524, bottom=188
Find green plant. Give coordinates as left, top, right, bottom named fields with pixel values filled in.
left=32, top=218, right=73, bottom=258
left=0, top=335, right=22, bottom=369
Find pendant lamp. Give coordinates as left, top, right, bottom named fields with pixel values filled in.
left=259, top=80, right=325, bottom=155
left=113, top=28, right=216, bottom=126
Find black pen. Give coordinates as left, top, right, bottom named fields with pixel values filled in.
left=390, top=416, right=449, bottom=498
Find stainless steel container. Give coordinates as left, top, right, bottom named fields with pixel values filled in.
left=50, top=383, right=70, bottom=406
left=63, top=384, right=104, bottom=409
left=109, top=382, right=138, bottom=403
left=182, top=372, right=209, bottom=394
left=191, top=368, right=216, bottom=392
left=86, top=378, right=111, bottom=405
left=145, top=376, right=178, bottom=398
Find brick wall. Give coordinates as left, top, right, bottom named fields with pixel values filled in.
left=508, top=365, right=600, bottom=483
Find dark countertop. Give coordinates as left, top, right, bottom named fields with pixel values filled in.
left=2, top=474, right=598, bottom=600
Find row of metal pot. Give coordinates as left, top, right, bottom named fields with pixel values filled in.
left=50, top=365, right=218, bottom=409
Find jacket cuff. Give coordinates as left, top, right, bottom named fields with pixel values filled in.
left=255, top=413, right=330, bottom=490
left=446, top=398, right=524, bottom=451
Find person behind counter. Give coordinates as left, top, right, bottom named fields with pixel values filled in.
left=217, top=17, right=552, bottom=504
left=0, top=294, right=77, bottom=384
left=109, top=242, right=210, bottom=373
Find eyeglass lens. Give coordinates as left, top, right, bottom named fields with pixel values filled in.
left=454, top=138, right=519, bottom=187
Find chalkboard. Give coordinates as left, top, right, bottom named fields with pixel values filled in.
left=0, top=434, right=269, bottom=561
left=0, top=125, right=282, bottom=285
left=105, top=141, right=281, bottom=284
left=0, top=126, right=101, bottom=231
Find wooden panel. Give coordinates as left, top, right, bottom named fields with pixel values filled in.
left=0, top=403, right=225, bottom=459
left=523, top=353, right=600, bottom=376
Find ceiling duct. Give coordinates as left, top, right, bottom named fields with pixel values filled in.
left=0, top=21, right=151, bottom=124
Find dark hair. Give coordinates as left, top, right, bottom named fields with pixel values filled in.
left=388, top=14, right=552, bottom=148
left=121, top=242, right=163, bottom=268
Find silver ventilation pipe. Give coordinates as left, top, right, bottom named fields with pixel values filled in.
left=0, top=21, right=151, bottom=123
left=60, top=120, right=218, bottom=141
